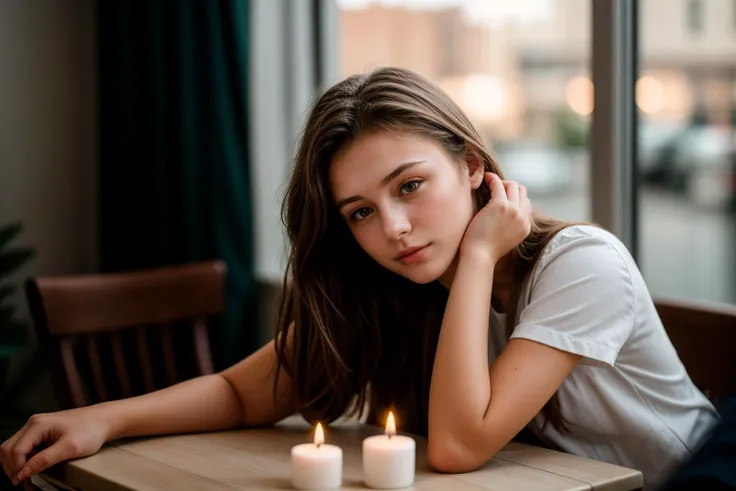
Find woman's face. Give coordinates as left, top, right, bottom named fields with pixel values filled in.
left=330, top=130, right=483, bottom=284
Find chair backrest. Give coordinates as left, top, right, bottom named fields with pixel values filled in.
left=655, top=296, right=736, bottom=405
left=25, top=260, right=226, bottom=409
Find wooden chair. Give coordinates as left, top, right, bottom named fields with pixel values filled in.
left=655, top=296, right=736, bottom=406
left=24, top=260, right=226, bottom=410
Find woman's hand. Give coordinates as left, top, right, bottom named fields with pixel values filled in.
left=1, top=408, right=109, bottom=487
left=460, top=173, right=532, bottom=264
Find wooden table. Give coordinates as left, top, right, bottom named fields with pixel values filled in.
left=37, top=416, right=642, bottom=491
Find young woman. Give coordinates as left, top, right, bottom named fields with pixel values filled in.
left=1, top=67, right=718, bottom=490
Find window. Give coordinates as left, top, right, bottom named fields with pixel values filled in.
left=334, top=0, right=736, bottom=306
left=638, top=0, right=736, bottom=304
left=337, top=0, right=591, bottom=222
left=687, top=0, right=704, bottom=35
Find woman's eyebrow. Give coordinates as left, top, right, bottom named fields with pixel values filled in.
left=380, top=160, right=425, bottom=186
left=336, top=160, right=426, bottom=210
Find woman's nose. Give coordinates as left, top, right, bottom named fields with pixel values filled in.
left=382, top=207, right=411, bottom=239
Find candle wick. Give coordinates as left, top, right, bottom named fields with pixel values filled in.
left=388, top=432, right=393, bottom=439
left=317, top=442, right=321, bottom=449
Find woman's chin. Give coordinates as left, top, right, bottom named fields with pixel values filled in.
left=398, top=263, right=447, bottom=285
left=405, top=274, right=437, bottom=285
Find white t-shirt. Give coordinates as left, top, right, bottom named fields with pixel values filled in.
left=488, top=225, right=719, bottom=491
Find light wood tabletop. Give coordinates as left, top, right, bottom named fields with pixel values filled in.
left=37, top=416, right=643, bottom=491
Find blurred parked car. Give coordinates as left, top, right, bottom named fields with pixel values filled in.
left=493, top=140, right=579, bottom=195
left=638, top=122, right=686, bottom=183
left=640, top=124, right=736, bottom=210
left=672, top=127, right=736, bottom=209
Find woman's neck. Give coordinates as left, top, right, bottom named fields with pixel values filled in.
left=439, top=252, right=515, bottom=314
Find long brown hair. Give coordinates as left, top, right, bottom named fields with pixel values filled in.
left=274, top=67, right=578, bottom=435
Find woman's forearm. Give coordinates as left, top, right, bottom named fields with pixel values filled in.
left=429, top=253, right=496, bottom=447
left=88, top=374, right=245, bottom=441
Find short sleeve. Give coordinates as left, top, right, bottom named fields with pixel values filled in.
left=510, top=234, right=635, bottom=367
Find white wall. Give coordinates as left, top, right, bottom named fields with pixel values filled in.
left=0, top=0, right=98, bottom=284
left=0, top=0, right=301, bottom=293
left=249, top=0, right=340, bottom=283
left=641, top=0, right=736, bottom=62
left=249, top=0, right=292, bottom=284
left=0, top=1, right=304, bottom=332
left=0, top=0, right=334, bottom=360
left=0, top=0, right=97, bottom=407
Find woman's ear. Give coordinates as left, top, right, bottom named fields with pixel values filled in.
left=465, top=149, right=485, bottom=190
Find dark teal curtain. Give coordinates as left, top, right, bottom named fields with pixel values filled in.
left=97, top=1, right=257, bottom=369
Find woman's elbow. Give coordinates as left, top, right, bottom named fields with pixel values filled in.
left=427, top=439, right=488, bottom=474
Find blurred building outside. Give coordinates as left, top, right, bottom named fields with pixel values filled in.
left=337, top=0, right=736, bottom=304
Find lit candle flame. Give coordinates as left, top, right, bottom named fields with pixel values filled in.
left=314, top=423, right=325, bottom=447
left=385, top=411, right=396, bottom=438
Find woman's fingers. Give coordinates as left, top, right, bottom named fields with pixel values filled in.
left=520, top=184, right=532, bottom=229
left=8, top=424, right=49, bottom=484
left=0, top=426, right=29, bottom=482
left=486, top=174, right=530, bottom=213
left=488, top=173, right=507, bottom=202
left=1, top=430, right=21, bottom=480
left=15, top=440, right=76, bottom=485
left=504, top=181, right=520, bottom=205
left=0, top=452, right=12, bottom=483
left=519, top=184, right=529, bottom=213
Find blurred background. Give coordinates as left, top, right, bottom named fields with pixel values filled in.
left=0, top=0, right=734, bottom=428
left=338, top=0, right=736, bottom=304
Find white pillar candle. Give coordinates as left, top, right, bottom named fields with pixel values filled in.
left=291, top=423, right=343, bottom=490
left=362, top=412, right=416, bottom=489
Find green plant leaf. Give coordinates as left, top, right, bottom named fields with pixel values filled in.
left=0, top=248, right=35, bottom=277
left=0, top=344, right=20, bottom=358
left=0, top=341, right=23, bottom=360
left=0, top=222, right=23, bottom=250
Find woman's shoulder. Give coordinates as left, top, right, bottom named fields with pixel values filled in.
left=514, top=223, right=640, bottom=367
left=522, top=223, right=642, bottom=313
left=537, top=224, right=635, bottom=272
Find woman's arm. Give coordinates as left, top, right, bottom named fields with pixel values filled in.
left=427, top=251, right=580, bottom=472
left=2, top=337, right=296, bottom=484
left=108, top=337, right=297, bottom=439
left=428, top=174, right=580, bottom=472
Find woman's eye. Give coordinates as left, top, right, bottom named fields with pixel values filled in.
left=350, top=207, right=373, bottom=221
left=400, top=180, right=422, bottom=195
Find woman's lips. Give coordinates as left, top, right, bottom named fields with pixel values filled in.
left=396, top=244, right=430, bottom=265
